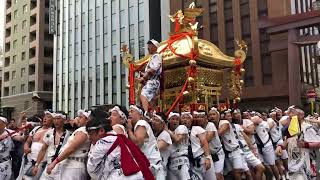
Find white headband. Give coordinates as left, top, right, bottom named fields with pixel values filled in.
left=53, top=113, right=66, bottom=119
left=110, top=106, right=127, bottom=121
left=209, top=107, right=220, bottom=115
left=78, top=109, right=92, bottom=119
left=168, top=112, right=180, bottom=119
left=130, top=105, right=143, bottom=115
left=193, top=111, right=206, bottom=115
left=44, top=111, right=54, bottom=117
left=225, top=109, right=231, bottom=113
left=153, top=113, right=164, bottom=122
left=181, top=112, right=193, bottom=118
left=0, top=117, right=7, bottom=124
left=233, top=109, right=241, bottom=114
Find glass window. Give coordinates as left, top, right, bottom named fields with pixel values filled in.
left=103, top=17, right=108, bottom=33
left=120, top=28, right=125, bottom=43
left=111, top=14, right=116, bottom=30
left=13, top=55, right=17, bottom=64
left=21, top=68, right=25, bottom=77
left=96, top=79, right=100, bottom=95
left=12, top=71, right=16, bottom=79
left=21, top=84, right=25, bottom=93
left=120, top=11, right=125, bottom=28
left=22, top=20, right=27, bottom=29
left=23, top=4, right=28, bottom=14
left=103, top=3, right=108, bottom=17
left=129, top=0, right=135, bottom=7
left=12, top=86, right=16, bottom=95
left=120, top=0, right=126, bottom=10
left=21, top=52, right=26, bottom=61
left=129, top=7, right=134, bottom=25
left=96, top=19, right=100, bottom=35
left=22, top=36, right=26, bottom=45
left=129, top=24, right=134, bottom=40
left=138, top=21, right=144, bottom=36
left=111, top=0, right=116, bottom=14
left=13, top=40, right=17, bottom=49
left=14, top=25, right=18, bottom=33
left=138, top=3, right=144, bottom=21
left=112, top=31, right=116, bottom=45
left=14, top=10, right=18, bottom=19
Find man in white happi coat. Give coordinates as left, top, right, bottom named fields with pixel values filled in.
left=45, top=110, right=91, bottom=180
left=0, top=117, right=16, bottom=180
left=32, top=111, right=71, bottom=180
left=18, top=111, right=53, bottom=180
left=151, top=112, right=172, bottom=177
left=86, top=109, right=150, bottom=180
left=207, top=107, right=225, bottom=180
left=127, top=105, right=165, bottom=180
left=166, top=112, right=191, bottom=180
left=218, top=110, right=245, bottom=180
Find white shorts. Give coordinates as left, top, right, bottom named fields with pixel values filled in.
left=0, top=160, right=12, bottom=180
left=214, top=149, right=225, bottom=174
left=141, top=80, right=160, bottom=102
left=261, top=145, right=276, bottom=165
left=243, top=148, right=262, bottom=169
left=228, top=149, right=245, bottom=170
left=167, top=163, right=190, bottom=180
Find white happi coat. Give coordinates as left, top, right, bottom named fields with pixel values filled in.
left=87, top=131, right=144, bottom=180
left=0, top=129, right=15, bottom=180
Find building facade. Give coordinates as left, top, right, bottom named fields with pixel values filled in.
left=170, top=0, right=320, bottom=111
left=52, top=0, right=166, bottom=117
left=2, top=0, right=53, bottom=120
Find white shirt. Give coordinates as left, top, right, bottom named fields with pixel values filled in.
left=190, top=126, right=206, bottom=158
left=255, top=121, right=272, bottom=147
left=134, top=120, right=162, bottom=165
left=219, top=120, right=240, bottom=151
left=42, top=129, right=71, bottom=163
left=157, top=130, right=172, bottom=166
left=170, top=125, right=189, bottom=158
left=60, top=127, right=91, bottom=168
left=206, top=122, right=222, bottom=154
left=87, top=131, right=144, bottom=180
left=267, top=118, right=282, bottom=143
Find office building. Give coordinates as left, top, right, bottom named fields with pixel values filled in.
left=52, top=0, right=166, bottom=117
left=2, top=0, right=53, bottom=120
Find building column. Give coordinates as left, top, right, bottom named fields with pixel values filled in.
left=288, top=29, right=302, bottom=106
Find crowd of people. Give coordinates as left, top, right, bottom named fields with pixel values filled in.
left=0, top=104, right=319, bottom=180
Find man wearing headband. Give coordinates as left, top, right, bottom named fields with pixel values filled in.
left=0, top=116, right=15, bottom=180
left=151, top=112, right=172, bottom=178
left=189, top=111, right=215, bottom=180
left=87, top=109, right=153, bottom=180
left=207, top=107, right=225, bottom=180
left=232, top=115, right=265, bottom=180
left=45, top=109, right=91, bottom=180
left=252, top=115, right=280, bottom=180
left=218, top=110, right=245, bottom=180
left=166, top=112, right=191, bottom=180
left=18, top=111, right=54, bottom=180
left=32, top=111, right=71, bottom=179
left=127, top=105, right=164, bottom=180
left=109, top=105, right=128, bottom=137
left=267, top=110, right=289, bottom=180
left=138, top=39, right=162, bottom=113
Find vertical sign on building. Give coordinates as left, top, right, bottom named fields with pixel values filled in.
left=49, top=0, right=56, bottom=34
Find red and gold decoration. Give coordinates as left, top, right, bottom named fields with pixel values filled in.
left=122, top=2, right=247, bottom=115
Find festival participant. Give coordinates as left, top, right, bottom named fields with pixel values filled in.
left=109, top=105, right=128, bottom=137
left=288, top=108, right=318, bottom=180
left=218, top=109, right=244, bottom=180
left=0, top=117, right=15, bottom=180
left=232, top=111, right=265, bottom=180
left=32, top=111, right=71, bottom=180
left=127, top=105, right=164, bottom=180
left=251, top=115, right=281, bottom=180
left=45, top=110, right=91, bottom=180
left=18, top=111, right=54, bottom=180
left=166, top=112, right=191, bottom=180
left=151, top=112, right=172, bottom=177
left=137, top=39, right=162, bottom=114
left=190, top=111, right=213, bottom=180
left=207, top=107, right=225, bottom=180
left=268, top=110, right=289, bottom=180
left=86, top=109, right=150, bottom=180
